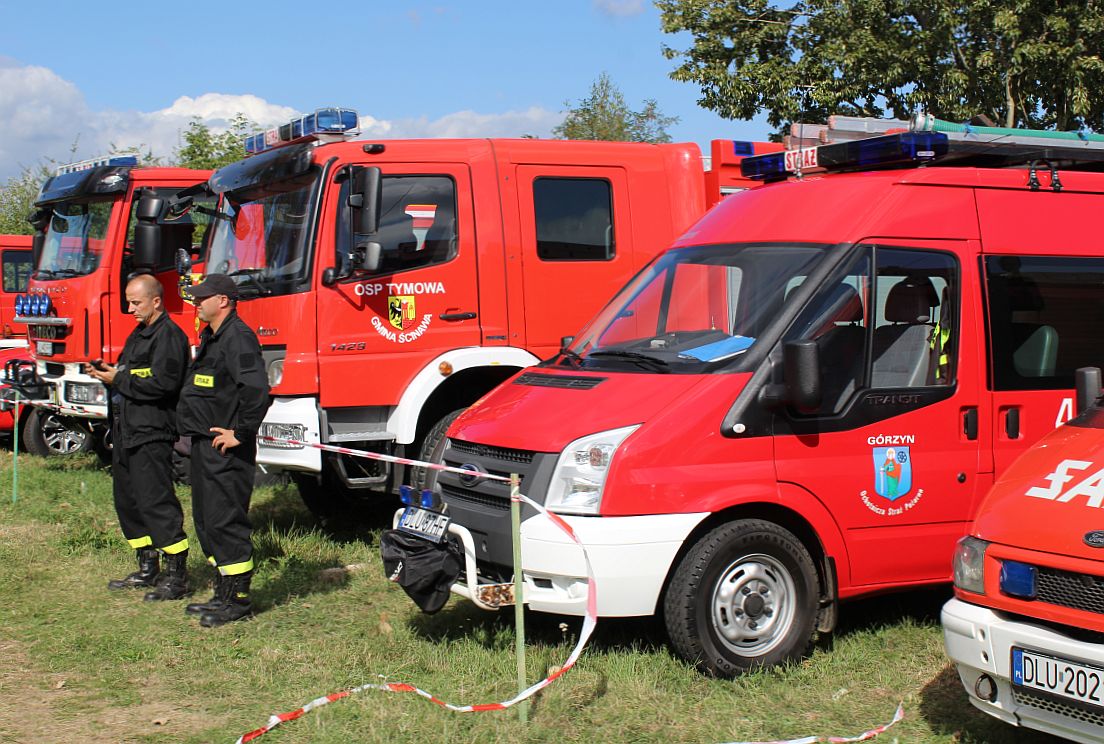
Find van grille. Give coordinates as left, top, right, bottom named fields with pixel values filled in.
left=448, top=440, right=535, bottom=464
left=1012, top=686, right=1104, bottom=727
left=1037, top=567, right=1104, bottom=615
left=514, top=372, right=606, bottom=389
left=440, top=484, right=509, bottom=511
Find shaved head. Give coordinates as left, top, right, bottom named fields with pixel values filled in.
left=127, top=273, right=164, bottom=300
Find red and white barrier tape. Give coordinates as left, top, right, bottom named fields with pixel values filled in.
left=237, top=438, right=596, bottom=743
left=239, top=437, right=904, bottom=744
left=722, top=702, right=904, bottom=744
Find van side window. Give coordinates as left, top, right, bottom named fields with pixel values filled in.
left=336, top=174, right=458, bottom=276
left=533, top=178, right=614, bottom=261
left=2, top=250, right=32, bottom=293
left=986, top=256, right=1104, bottom=391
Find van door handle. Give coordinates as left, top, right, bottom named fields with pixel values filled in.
left=439, top=311, right=477, bottom=321
left=963, top=407, right=979, bottom=441
left=1005, top=407, right=1021, bottom=439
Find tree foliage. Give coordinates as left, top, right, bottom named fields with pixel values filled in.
left=174, top=114, right=255, bottom=170
left=658, top=0, right=1104, bottom=131
left=0, top=163, right=52, bottom=235
left=554, top=72, right=680, bottom=142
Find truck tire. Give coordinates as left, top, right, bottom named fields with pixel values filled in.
left=410, top=408, right=466, bottom=492
left=663, top=519, right=819, bottom=677
left=292, top=456, right=353, bottom=522
left=22, top=409, right=92, bottom=457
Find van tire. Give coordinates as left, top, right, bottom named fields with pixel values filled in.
left=663, top=519, right=819, bottom=677
left=410, top=409, right=466, bottom=492
left=22, top=409, right=92, bottom=457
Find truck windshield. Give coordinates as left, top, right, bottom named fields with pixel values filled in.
left=36, top=199, right=113, bottom=279
left=205, top=172, right=320, bottom=296
left=559, top=243, right=830, bottom=374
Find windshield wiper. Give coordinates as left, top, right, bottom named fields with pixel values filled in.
left=226, top=268, right=271, bottom=297
left=37, top=268, right=84, bottom=279
left=587, top=349, right=670, bottom=372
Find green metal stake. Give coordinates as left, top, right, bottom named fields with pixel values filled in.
left=11, top=393, right=19, bottom=504
left=510, top=472, right=528, bottom=723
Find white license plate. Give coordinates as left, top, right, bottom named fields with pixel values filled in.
left=35, top=341, right=53, bottom=356
left=398, top=506, right=450, bottom=543
left=1013, top=648, right=1104, bottom=709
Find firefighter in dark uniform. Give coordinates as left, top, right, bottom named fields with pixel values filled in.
left=177, top=274, right=270, bottom=627
left=87, top=273, right=191, bottom=600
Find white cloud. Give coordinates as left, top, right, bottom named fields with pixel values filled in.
left=0, top=61, right=566, bottom=182
left=593, top=0, right=646, bottom=17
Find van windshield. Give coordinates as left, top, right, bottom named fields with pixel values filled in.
left=558, top=243, right=830, bottom=374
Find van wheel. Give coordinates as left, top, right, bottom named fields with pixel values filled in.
left=663, top=520, right=819, bottom=677
left=410, top=409, right=466, bottom=492
left=22, top=409, right=92, bottom=457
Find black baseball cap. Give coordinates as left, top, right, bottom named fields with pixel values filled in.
left=185, top=274, right=239, bottom=300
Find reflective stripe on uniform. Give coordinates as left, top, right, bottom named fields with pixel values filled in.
left=219, top=558, right=254, bottom=576
left=127, top=535, right=153, bottom=549
left=207, top=555, right=217, bottom=566
left=160, top=537, right=189, bottom=554
left=129, top=367, right=153, bottom=378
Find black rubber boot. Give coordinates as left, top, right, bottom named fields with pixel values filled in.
left=200, top=572, right=253, bottom=627
left=144, top=551, right=190, bottom=601
left=108, top=547, right=160, bottom=590
left=185, top=574, right=226, bottom=616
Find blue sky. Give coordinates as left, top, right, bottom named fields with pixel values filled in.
left=0, top=0, right=768, bottom=180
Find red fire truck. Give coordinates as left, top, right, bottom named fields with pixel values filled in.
left=162, top=108, right=778, bottom=515
left=0, top=234, right=33, bottom=345
left=416, top=116, right=1104, bottom=677
left=10, top=157, right=211, bottom=456
left=943, top=369, right=1104, bottom=742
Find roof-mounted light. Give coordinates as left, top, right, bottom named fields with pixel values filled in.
left=244, top=107, right=360, bottom=155
left=55, top=155, right=138, bottom=176
left=741, top=132, right=949, bottom=181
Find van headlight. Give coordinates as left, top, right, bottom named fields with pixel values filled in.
left=545, top=425, right=639, bottom=515
left=953, top=535, right=989, bottom=594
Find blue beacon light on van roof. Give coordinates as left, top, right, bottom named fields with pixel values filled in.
left=740, top=131, right=949, bottom=181
left=244, top=108, right=360, bottom=155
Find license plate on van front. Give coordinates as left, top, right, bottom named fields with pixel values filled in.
left=397, top=506, right=450, bottom=543
left=1012, top=648, right=1104, bottom=709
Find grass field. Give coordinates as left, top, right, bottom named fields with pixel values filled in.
left=0, top=450, right=1065, bottom=743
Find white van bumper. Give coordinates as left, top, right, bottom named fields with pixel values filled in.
left=943, top=597, right=1104, bottom=744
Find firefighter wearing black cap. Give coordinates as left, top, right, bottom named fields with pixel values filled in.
left=177, top=273, right=270, bottom=627
left=87, top=273, right=191, bottom=601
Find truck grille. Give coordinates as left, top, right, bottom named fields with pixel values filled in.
left=1012, top=686, right=1104, bottom=728
left=514, top=372, right=606, bottom=389
left=1037, top=567, right=1104, bottom=615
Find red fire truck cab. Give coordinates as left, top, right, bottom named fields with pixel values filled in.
left=423, top=117, right=1104, bottom=677
left=171, top=108, right=777, bottom=515
left=9, top=157, right=210, bottom=456
left=943, top=370, right=1104, bottom=742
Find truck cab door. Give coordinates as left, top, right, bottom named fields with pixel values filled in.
left=771, top=240, right=990, bottom=588
left=316, top=164, right=480, bottom=409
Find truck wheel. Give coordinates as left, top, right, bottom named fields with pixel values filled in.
left=411, top=408, right=466, bottom=492
left=22, top=409, right=92, bottom=457
left=663, top=519, right=819, bottom=677
left=291, top=456, right=353, bottom=522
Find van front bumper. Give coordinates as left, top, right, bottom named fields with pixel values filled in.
left=942, top=597, right=1104, bottom=744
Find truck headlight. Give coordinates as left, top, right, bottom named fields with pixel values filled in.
left=267, top=359, right=284, bottom=387
left=65, top=381, right=107, bottom=405
left=258, top=422, right=305, bottom=448
left=545, top=424, right=639, bottom=515
left=952, top=535, right=989, bottom=594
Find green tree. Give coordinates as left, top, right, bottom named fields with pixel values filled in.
left=0, top=162, right=52, bottom=235
left=553, top=72, right=680, bottom=142
left=174, top=113, right=256, bottom=170
left=658, top=0, right=1104, bottom=132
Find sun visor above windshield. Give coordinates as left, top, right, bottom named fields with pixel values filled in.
left=209, top=142, right=316, bottom=202
left=35, top=165, right=132, bottom=206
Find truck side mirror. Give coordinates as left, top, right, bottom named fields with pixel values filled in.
left=783, top=340, right=822, bottom=413
left=26, top=207, right=50, bottom=271
left=350, top=166, right=382, bottom=236
left=351, top=240, right=382, bottom=273
left=132, top=194, right=166, bottom=270
left=1075, top=367, right=1102, bottom=416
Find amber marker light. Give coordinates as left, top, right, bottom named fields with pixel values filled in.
left=439, top=361, right=454, bottom=376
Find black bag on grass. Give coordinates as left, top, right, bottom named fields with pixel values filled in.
left=380, top=529, right=463, bottom=614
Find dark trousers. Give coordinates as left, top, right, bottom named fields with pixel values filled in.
left=113, top=439, right=187, bottom=552
left=190, top=435, right=256, bottom=574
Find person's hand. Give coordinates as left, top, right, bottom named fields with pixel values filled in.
left=210, top=427, right=240, bottom=454
left=85, top=361, right=116, bottom=385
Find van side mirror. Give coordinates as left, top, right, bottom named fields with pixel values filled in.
left=560, top=336, right=574, bottom=352
left=783, top=340, right=822, bottom=413
left=132, top=194, right=166, bottom=270
left=1075, top=367, right=1102, bottom=416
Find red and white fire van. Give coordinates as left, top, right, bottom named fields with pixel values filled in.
left=163, top=108, right=778, bottom=516
left=943, top=370, right=1104, bottom=742
left=9, top=157, right=210, bottom=456
left=420, top=117, right=1104, bottom=677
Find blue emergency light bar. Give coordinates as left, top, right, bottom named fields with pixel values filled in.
left=15, top=293, right=51, bottom=318
left=999, top=560, right=1037, bottom=599
left=741, top=132, right=949, bottom=180
left=55, top=155, right=138, bottom=176
left=244, top=107, right=360, bottom=155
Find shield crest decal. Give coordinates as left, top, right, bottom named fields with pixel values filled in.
left=872, top=446, right=912, bottom=501
left=388, top=294, right=416, bottom=331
